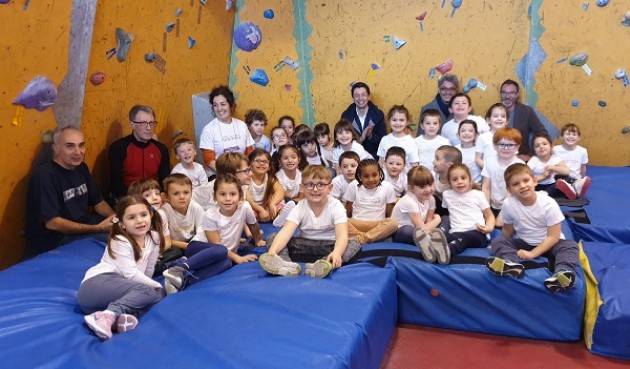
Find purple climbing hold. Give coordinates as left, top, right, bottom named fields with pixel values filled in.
left=13, top=76, right=57, bottom=111
left=250, top=68, right=269, bottom=86
left=234, top=22, right=262, bottom=52
left=596, top=0, right=609, bottom=7
left=0, top=0, right=11, bottom=4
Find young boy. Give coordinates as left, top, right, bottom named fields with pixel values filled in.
left=331, top=151, right=360, bottom=201
left=192, top=152, right=252, bottom=210
left=415, top=109, right=450, bottom=171
left=171, top=138, right=208, bottom=188
left=259, top=165, right=361, bottom=278
left=314, top=122, right=334, bottom=167
left=553, top=123, right=591, bottom=200
left=383, top=146, right=408, bottom=197
left=433, top=145, right=463, bottom=195
left=486, top=163, right=578, bottom=293
left=245, top=109, right=272, bottom=152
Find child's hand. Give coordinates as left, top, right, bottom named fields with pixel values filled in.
left=258, top=208, right=270, bottom=220
left=517, top=249, right=536, bottom=260
left=327, top=251, right=343, bottom=269
left=432, top=214, right=441, bottom=224
left=256, top=239, right=267, bottom=247
left=477, top=224, right=492, bottom=234
left=236, top=254, right=258, bottom=264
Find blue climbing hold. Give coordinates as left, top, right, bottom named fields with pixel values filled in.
left=263, top=9, right=274, bottom=19
left=250, top=69, right=269, bottom=86
left=13, top=76, right=57, bottom=111
left=234, top=22, right=262, bottom=52
left=571, top=99, right=579, bottom=107
left=462, top=78, right=478, bottom=93
left=596, top=0, right=609, bottom=7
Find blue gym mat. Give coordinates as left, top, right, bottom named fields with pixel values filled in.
left=0, top=238, right=397, bottom=369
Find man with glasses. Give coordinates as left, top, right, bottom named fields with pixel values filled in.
left=108, top=105, right=170, bottom=200
left=417, top=74, right=460, bottom=135
left=500, top=79, right=548, bottom=160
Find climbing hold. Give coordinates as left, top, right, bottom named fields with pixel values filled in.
left=451, top=0, right=463, bottom=17
left=622, top=11, right=630, bottom=27
left=582, top=2, right=589, bottom=11
left=462, top=78, right=486, bottom=93
left=383, top=35, right=391, bottom=42
left=175, top=8, right=183, bottom=17
left=199, top=0, right=207, bottom=5
left=571, top=99, right=579, bottom=107
left=144, top=52, right=156, bottom=62
left=115, top=28, right=133, bottom=62
left=596, top=0, right=609, bottom=7
left=338, top=49, right=346, bottom=59
left=250, top=69, right=269, bottom=86
left=284, top=84, right=292, bottom=92
left=598, top=100, right=607, bottom=107
left=187, top=36, right=196, bottom=49
left=263, top=9, right=274, bottom=19
left=430, top=288, right=440, bottom=297
left=165, top=22, right=175, bottom=33
left=621, top=126, right=630, bottom=134
left=428, top=68, right=437, bottom=79
left=13, top=76, right=57, bottom=111
left=233, top=22, right=262, bottom=52
left=89, top=71, right=105, bottom=86
left=569, top=53, right=588, bottom=66
left=0, top=0, right=11, bottom=4
left=615, top=68, right=629, bottom=87
left=435, top=59, right=454, bottom=75
left=225, top=0, right=233, bottom=10
left=371, top=63, right=381, bottom=70
left=41, top=129, right=54, bottom=144
left=392, top=36, right=406, bottom=50
left=416, top=11, right=427, bottom=31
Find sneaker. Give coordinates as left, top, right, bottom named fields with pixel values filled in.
left=428, top=229, right=451, bottom=265
left=84, top=310, right=116, bottom=340
left=305, top=259, right=333, bottom=278
left=165, top=256, right=189, bottom=270
left=163, top=266, right=188, bottom=294
left=544, top=270, right=575, bottom=293
left=272, top=201, right=296, bottom=227
left=413, top=228, right=436, bottom=263
left=259, top=253, right=301, bottom=276
left=115, top=313, right=138, bottom=333
left=573, top=176, right=592, bottom=198
left=486, top=257, right=524, bottom=278
left=555, top=179, right=577, bottom=200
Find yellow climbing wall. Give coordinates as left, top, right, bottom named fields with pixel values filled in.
left=0, top=1, right=72, bottom=268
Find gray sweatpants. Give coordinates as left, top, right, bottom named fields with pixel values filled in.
left=78, top=273, right=164, bottom=317
left=490, top=235, right=578, bottom=273
left=278, top=237, right=362, bottom=264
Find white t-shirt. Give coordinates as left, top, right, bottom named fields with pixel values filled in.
left=199, top=117, right=255, bottom=174
left=192, top=180, right=215, bottom=210
left=391, top=192, right=436, bottom=228
left=344, top=181, right=396, bottom=220
left=82, top=231, right=162, bottom=289
left=171, top=162, right=209, bottom=188
left=377, top=133, right=420, bottom=171
left=276, top=169, right=302, bottom=198
left=286, top=196, right=347, bottom=240
left=253, top=135, right=272, bottom=152
left=384, top=171, right=407, bottom=197
left=502, top=191, right=565, bottom=245
left=201, top=201, right=257, bottom=251
left=441, top=115, right=490, bottom=146
left=475, top=131, right=497, bottom=162
left=553, top=145, right=588, bottom=179
left=415, top=135, right=450, bottom=171
left=456, top=144, right=482, bottom=183
left=249, top=175, right=268, bottom=203
left=160, top=201, right=207, bottom=243
left=306, top=155, right=324, bottom=166
left=442, top=189, right=490, bottom=233
left=527, top=154, right=564, bottom=185
left=432, top=170, right=449, bottom=194
left=481, top=156, right=525, bottom=209
left=320, top=144, right=334, bottom=167
left=332, top=141, right=373, bottom=165
left=331, top=175, right=354, bottom=200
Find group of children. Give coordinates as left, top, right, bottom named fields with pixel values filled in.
left=79, top=94, right=588, bottom=340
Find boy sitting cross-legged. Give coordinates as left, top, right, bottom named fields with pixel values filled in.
left=486, top=163, right=579, bottom=293
left=259, top=165, right=361, bottom=278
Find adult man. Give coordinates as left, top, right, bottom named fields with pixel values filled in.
left=25, top=126, right=114, bottom=258
left=109, top=105, right=170, bottom=199
left=500, top=79, right=548, bottom=159
left=417, top=74, right=459, bottom=135
left=340, top=82, right=386, bottom=158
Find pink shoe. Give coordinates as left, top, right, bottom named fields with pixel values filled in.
left=573, top=176, right=592, bottom=198
left=116, top=313, right=138, bottom=333
left=555, top=179, right=577, bottom=200
left=84, top=310, right=116, bottom=340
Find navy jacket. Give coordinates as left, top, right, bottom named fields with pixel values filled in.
left=340, top=101, right=386, bottom=158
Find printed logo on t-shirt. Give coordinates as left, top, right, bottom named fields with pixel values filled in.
left=63, top=183, right=88, bottom=201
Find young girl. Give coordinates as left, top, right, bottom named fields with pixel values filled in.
left=441, top=93, right=490, bottom=146
left=456, top=120, right=482, bottom=184
left=247, top=149, right=285, bottom=222
left=377, top=105, right=420, bottom=172
left=274, top=144, right=304, bottom=202
left=343, top=159, right=398, bottom=244
left=427, top=164, right=495, bottom=264
left=78, top=195, right=165, bottom=340
left=270, top=126, right=289, bottom=155
left=314, top=122, right=335, bottom=167
left=245, top=109, right=272, bottom=152
left=383, top=146, right=408, bottom=197
left=278, top=115, right=296, bottom=143
left=332, top=119, right=373, bottom=173
left=295, top=130, right=327, bottom=167
left=475, top=103, right=508, bottom=169
left=391, top=166, right=441, bottom=249
left=527, top=134, right=570, bottom=198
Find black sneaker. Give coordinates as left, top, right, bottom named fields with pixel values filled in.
left=486, top=257, right=524, bottom=278
left=544, top=270, right=575, bottom=293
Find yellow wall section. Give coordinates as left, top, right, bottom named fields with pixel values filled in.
left=0, top=2, right=72, bottom=268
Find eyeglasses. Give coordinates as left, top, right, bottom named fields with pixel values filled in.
left=132, top=120, right=158, bottom=128
left=235, top=166, right=252, bottom=174
left=497, top=143, right=517, bottom=149
left=303, top=182, right=330, bottom=190
left=253, top=159, right=269, bottom=165
left=500, top=91, right=518, bottom=96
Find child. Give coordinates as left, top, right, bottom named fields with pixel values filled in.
left=377, top=105, right=420, bottom=172
left=292, top=124, right=311, bottom=143
left=259, top=165, right=361, bottom=278
left=201, top=174, right=265, bottom=265
left=553, top=123, right=591, bottom=200
left=456, top=120, right=482, bottom=184
left=278, top=115, right=296, bottom=143
left=383, top=146, right=408, bottom=197
left=433, top=145, right=463, bottom=195
left=275, top=144, right=304, bottom=202
left=391, top=166, right=441, bottom=247
left=78, top=195, right=165, bottom=340
left=245, top=109, right=272, bottom=152
left=127, top=179, right=162, bottom=210
left=332, top=119, right=373, bottom=173
left=481, top=127, right=525, bottom=215
left=295, top=130, right=327, bottom=167
left=426, top=164, right=495, bottom=264
left=527, top=134, right=571, bottom=198
left=171, top=138, right=208, bottom=188
left=331, top=151, right=360, bottom=201
left=314, top=122, right=334, bottom=167
left=475, top=103, right=508, bottom=169
left=270, top=126, right=289, bottom=155
left=192, top=152, right=252, bottom=210
left=247, top=149, right=285, bottom=222
left=441, top=93, right=489, bottom=146
left=486, top=163, right=578, bottom=292
left=415, top=109, right=450, bottom=171
left=344, top=159, right=398, bottom=244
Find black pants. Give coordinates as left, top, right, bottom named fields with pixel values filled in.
left=439, top=216, right=488, bottom=255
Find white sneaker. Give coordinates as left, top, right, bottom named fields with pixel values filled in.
left=259, top=253, right=301, bottom=276
left=273, top=201, right=296, bottom=227
left=572, top=176, right=592, bottom=198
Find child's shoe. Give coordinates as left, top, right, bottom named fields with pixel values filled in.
left=259, top=253, right=301, bottom=276
left=115, top=313, right=138, bottom=333
left=429, top=229, right=451, bottom=264
left=413, top=228, right=436, bottom=263
left=544, top=270, right=575, bottom=293
left=573, top=176, right=592, bottom=198
left=273, top=201, right=296, bottom=227
left=555, top=179, right=577, bottom=200
left=84, top=310, right=116, bottom=340
left=305, top=259, right=333, bottom=278
left=163, top=265, right=190, bottom=294
left=486, top=257, right=524, bottom=278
